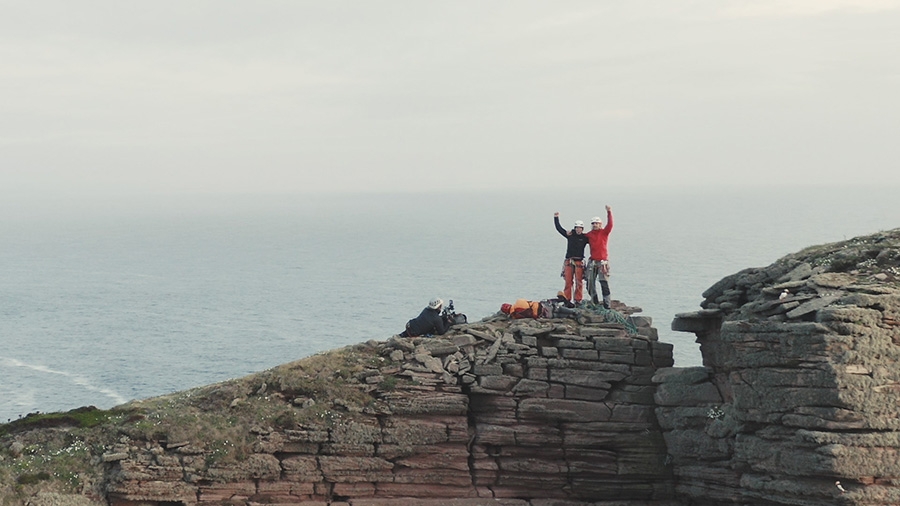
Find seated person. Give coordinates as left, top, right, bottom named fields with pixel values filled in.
left=400, top=298, right=450, bottom=337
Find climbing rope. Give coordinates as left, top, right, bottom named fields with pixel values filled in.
left=579, top=302, right=640, bottom=335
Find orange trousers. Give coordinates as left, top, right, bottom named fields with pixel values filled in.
left=562, top=259, right=584, bottom=303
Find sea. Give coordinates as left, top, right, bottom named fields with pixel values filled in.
left=1, top=185, right=898, bottom=422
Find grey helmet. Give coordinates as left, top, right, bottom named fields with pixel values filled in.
left=428, top=298, right=443, bottom=310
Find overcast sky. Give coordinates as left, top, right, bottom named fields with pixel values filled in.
left=2, top=1, right=899, bottom=197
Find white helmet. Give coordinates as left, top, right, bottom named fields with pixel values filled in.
left=574, top=220, right=584, bottom=228
left=428, top=298, right=443, bottom=310
left=591, top=216, right=602, bottom=224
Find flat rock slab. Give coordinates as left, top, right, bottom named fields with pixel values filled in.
left=785, top=294, right=842, bottom=319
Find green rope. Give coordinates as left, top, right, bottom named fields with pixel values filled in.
left=579, top=302, right=640, bottom=334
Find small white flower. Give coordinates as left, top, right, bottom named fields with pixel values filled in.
left=706, top=407, right=725, bottom=420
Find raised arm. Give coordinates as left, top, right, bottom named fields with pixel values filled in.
left=605, top=205, right=613, bottom=232
left=554, top=212, right=568, bottom=237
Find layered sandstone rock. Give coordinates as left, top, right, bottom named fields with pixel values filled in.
left=663, top=228, right=900, bottom=506
left=1, top=302, right=675, bottom=506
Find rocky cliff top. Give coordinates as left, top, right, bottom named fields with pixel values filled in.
left=695, top=227, right=900, bottom=319
left=1, top=302, right=668, bottom=506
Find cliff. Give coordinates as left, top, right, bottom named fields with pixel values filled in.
left=1, top=228, right=898, bottom=506
left=663, top=227, right=900, bottom=505
left=1, top=303, right=674, bottom=506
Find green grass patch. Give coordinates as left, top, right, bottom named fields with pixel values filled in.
left=0, top=406, right=131, bottom=437
left=15, top=472, right=50, bottom=485
left=378, top=376, right=398, bottom=391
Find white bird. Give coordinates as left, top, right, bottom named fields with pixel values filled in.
left=835, top=481, right=846, bottom=493
left=779, top=289, right=790, bottom=300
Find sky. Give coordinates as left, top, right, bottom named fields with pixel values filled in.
left=2, top=0, right=900, bottom=198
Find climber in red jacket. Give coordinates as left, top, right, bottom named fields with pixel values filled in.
left=585, top=205, right=613, bottom=308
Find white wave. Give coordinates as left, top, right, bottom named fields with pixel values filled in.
left=0, top=356, right=128, bottom=405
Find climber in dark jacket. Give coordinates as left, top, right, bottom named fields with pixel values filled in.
left=399, top=298, right=449, bottom=337
left=554, top=212, right=590, bottom=306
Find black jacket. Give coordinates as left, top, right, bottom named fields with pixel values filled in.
left=405, top=307, right=448, bottom=337
left=555, top=217, right=589, bottom=259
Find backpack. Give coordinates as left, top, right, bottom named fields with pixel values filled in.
left=538, top=301, right=554, bottom=319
